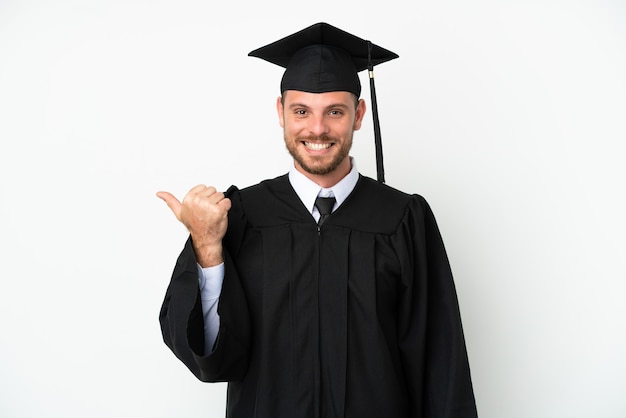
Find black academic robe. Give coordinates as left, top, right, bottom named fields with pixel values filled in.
left=160, top=174, right=478, bottom=418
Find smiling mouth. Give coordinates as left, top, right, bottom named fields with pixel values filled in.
left=303, top=141, right=332, bottom=150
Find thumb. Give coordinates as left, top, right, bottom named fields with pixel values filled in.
left=156, top=191, right=182, bottom=221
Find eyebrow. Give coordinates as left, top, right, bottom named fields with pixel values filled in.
left=287, top=102, right=351, bottom=111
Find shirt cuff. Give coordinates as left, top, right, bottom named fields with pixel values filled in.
left=197, top=262, right=225, bottom=300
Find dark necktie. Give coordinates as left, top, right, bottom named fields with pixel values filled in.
left=315, top=196, right=336, bottom=226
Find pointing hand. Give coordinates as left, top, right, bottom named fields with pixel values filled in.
left=157, top=185, right=231, bottom=267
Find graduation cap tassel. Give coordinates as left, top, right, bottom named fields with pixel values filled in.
left=367, top=41, right=385, bottom=184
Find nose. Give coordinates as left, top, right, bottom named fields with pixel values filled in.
left=307, top=114, right=330, bottom=137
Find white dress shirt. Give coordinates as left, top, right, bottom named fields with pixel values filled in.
left=198, top=159, right=359, bottom=353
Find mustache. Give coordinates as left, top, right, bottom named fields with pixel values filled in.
left=298, top=135, right=336, bottom=142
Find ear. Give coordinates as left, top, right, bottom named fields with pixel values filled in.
left=276, top=96, right=285, bottom=128
left=353, top=99, right=367, bottom=131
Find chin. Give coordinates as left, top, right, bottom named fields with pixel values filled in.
left=300, top=156, right=346, bottom=176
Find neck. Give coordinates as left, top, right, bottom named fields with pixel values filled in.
left=295, top=157, right=351, bottom=189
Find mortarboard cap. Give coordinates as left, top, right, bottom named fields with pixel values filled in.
left=248, top=22, right=398, bottom=97
left=248, top=22, right=399, bottom=183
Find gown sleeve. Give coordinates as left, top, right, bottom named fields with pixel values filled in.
left=394, top=195, right=478, bottom=417
left=159, top=186, right=251, bottom=382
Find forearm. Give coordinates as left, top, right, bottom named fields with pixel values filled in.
left=198, top=262, right=224, bottom=354
left=190, top=230, right=224, bottom=267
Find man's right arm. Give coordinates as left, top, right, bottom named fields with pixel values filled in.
left=157, top=185, right=250, bottom=382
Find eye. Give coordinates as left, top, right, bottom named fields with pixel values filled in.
left=328, top=109, right=344, bottom=117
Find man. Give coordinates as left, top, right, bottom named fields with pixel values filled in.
left=157, top=22, right=478, bottom=418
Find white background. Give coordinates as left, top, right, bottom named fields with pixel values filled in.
left=1, top=0, right=625, bottom=417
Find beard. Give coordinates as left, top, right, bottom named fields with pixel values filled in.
left=285, top=134, right=352, bottom=176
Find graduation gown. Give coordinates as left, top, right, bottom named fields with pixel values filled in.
left=159, top=174, right=477, bottom=418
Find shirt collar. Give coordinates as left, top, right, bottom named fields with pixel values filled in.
left=288, top=157, right=359, bottom=215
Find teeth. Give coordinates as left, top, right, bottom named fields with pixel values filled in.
left=304, top=142, right=331, bottom=150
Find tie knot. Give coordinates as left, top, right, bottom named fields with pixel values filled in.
left=315, top=196, right=335, bottom=215
left=315, top=196, right=336, bottom=225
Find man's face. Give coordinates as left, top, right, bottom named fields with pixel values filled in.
left=278, top=90, right=366, bottom=179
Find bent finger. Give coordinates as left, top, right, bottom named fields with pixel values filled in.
left=207, top=191, right=226, bottom=204
left=217, top=197, right=232, bottom=211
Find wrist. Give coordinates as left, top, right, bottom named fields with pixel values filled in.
left=192, top=240, right=224, bottom=268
